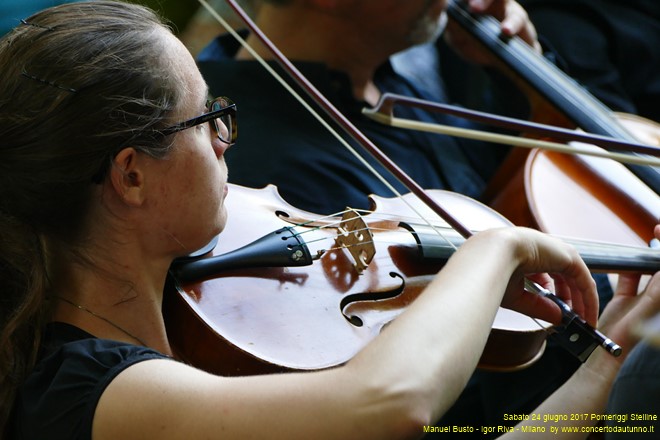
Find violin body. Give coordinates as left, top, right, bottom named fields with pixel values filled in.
left=489, top=115, right=660, bottom=246
left=164, top=184, right=551, bottom=376
left=163, top=1, right=660, bottom=379
left=164, top=184, right=660, bottom=376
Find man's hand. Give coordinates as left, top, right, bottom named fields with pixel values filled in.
left=444, top=0, right=542, bottom=66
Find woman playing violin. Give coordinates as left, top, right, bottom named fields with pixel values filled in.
left=1, top=2, right=658, bottom=439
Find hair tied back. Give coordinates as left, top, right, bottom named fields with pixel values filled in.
left=19, top=19, right=55, bottom=31
left=20, top=71, right=77, bottom=93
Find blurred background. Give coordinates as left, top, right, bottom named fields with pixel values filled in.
left=0, top=0, right=256, bottom=56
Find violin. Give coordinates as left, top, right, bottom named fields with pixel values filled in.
left=163, top=183, right=659, bottom=376
left=444, top=0, right=660, bottom=245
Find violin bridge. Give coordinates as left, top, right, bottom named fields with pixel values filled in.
left=334, top=208, right=376, bottom=274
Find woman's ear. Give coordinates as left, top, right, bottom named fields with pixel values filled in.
left=109, top=147, right=145, bottom=207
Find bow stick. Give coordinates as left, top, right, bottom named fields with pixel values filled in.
left=363, top=93, right=660, bottom=167
left=200, top=0, right=621, bottom=360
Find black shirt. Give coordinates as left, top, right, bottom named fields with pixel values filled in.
left=11, top=322, right=168, bottom=440
left=520, top=0, right=660, bottom=122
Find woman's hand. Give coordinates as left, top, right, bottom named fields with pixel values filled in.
left=478, top=227, right=599, bottom=327
left=585, top=225, right=660, bottom=374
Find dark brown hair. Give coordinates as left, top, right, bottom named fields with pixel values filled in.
left=0, top=0, right=183, bottom=433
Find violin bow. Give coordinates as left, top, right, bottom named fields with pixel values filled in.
left=199, top=0, right=621, bottom=360
left=363, top=93, right=660, bottom=167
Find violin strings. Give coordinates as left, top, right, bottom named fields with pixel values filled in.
left=288, top=208, right=461, bottom=256
left=289, top=208, right=462, bottom=238
left=290, top=218, right=461, bottom=257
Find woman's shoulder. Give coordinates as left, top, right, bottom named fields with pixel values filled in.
left=11, top=322, right=169, bottom=440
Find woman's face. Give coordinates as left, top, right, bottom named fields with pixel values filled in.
left=144, top=31, right=231, bottom=257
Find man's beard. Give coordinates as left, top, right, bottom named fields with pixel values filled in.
left=408, top=8, right=447, bottom=46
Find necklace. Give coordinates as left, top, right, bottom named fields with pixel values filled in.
left=53, top=296, right=148, bottom=347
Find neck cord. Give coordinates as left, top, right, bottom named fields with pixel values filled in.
left=53, top=295, right=148, bottom=347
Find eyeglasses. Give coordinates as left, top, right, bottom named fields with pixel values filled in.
left=159, top=96, right=237, bottom=145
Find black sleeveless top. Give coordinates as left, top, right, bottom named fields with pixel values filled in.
left=10, top=322, right=169, bottom=440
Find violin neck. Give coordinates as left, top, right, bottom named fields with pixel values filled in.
left=564, top=237, right=659, bottom=274
left=445, top=1, right=623, bottom=136
left=402, top=222, right=659, bottom=274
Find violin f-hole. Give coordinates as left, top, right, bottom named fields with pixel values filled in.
left=339, top=272, right=406, bottom=327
